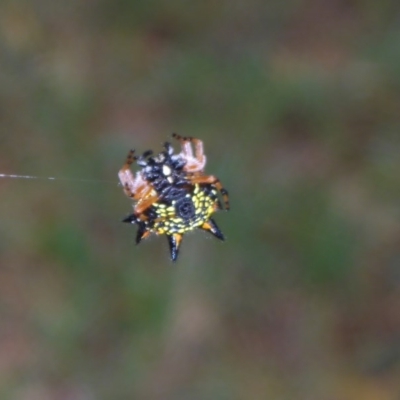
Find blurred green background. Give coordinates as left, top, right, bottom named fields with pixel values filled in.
left=1, top=0, right=400, bottom=399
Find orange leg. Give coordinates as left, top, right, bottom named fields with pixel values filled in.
left=188, top=174, right=230, bottom=210
left=120, top=149, right=137, bottom=172
left=121, top=182, right=160, bottom=215
left=134, top=191, right=160, bottom=215
left=119, top=149, right=160, bottom=214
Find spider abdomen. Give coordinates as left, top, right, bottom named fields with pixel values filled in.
left=146, top=184, right=218, bottom=235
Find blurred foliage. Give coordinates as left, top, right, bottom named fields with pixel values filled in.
left=1, top=0, right=400, bottom=399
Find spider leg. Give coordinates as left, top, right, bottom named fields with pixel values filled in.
left=172, top=133, right=206, bottom=172
left=163, top=141, right=174, bottom=155
left=191, top=137, right=206, bottom=168
left=187, top=174, right=230, bottom=210
left=134, top=191, right=160, bottom=215
left=167, top=233, right=183, bottom=262
left=125, top=149, right=137, bottom=166
left=172, top=133, right=193, bottom=158
left=137, top=150, right=153, bottom=167
left=200, top=218, right=225, bottom=241
left=119, top=150, right=145, bottom=197
left=119, top=149, right=159, bottom=213
left=120, top=172, right=160, bottom=214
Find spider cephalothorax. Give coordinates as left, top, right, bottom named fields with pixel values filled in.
left=118, top=134, right=230, bottom=261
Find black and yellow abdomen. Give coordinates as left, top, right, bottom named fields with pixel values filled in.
left=149, top=184, right=218, bottom=235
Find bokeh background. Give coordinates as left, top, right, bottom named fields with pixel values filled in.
left=1, top=1, right=400, bottom=399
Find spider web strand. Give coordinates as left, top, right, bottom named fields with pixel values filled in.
left=0, top=173, right=116, bottom=184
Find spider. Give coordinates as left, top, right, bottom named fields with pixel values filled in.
left=118, top=133, right=230, bottom=261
